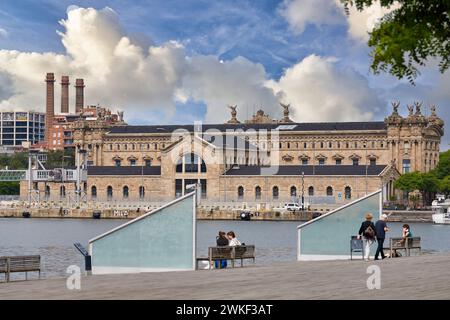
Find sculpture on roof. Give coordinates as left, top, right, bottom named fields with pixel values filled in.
left=279, top=102, right=293, bottom=123
left=226, top=105, right=240, bottom=124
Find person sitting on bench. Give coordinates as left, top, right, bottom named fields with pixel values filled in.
left=215, top=231, right=229, bottom=269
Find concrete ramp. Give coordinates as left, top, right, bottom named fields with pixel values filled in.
left=89, top=192, right=196, bottom=274
left=297, top=190, right=382, bottom=261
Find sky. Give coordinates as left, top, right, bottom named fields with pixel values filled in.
left=0, top=0, right=448, bottom=148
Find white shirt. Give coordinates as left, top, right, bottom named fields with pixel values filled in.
left=229, top=238, right=241, bottom=246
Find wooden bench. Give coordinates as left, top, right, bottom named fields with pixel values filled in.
left=388, top=237, right=421, bottom=258
left=196, top=245, right=256, bottom=269
left=0, top=255, right=41, bottom=282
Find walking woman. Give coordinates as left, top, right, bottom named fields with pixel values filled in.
left=215, top=231, right=229, bottom=269
left=357, top=213, right=377, bottom=261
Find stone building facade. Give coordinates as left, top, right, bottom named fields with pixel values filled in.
left=25, top=102, right=444, bottom=206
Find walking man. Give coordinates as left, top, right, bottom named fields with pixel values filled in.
left=374, top=214, right=389, bottom=260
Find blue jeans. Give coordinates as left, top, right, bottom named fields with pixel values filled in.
left=215, top=259, right=227, bottom=269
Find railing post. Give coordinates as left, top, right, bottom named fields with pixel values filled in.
left=6, top=257, right=10, bottom=282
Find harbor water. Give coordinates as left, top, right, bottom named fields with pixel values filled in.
left=1, top=218, right=450, bottom=279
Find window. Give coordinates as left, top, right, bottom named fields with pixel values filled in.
left=124, top=144, right=128, bottom=151
left=326, top=186, right=333, bottom=196
left=329, top=142, right=332, bottom=148
left=304, top=142, right=307, bottom=148
left=354, top=142, right=358, bottom=148
left=107, top=186, right=113, bottom=200
left=302, top=159, right=308, bottom=165
left=91, top=186, right=97, bottom=199
left=60, top=186, right=66, bottom=198
left=200, top=179, right=207, bottom=199
left=320, top=142, right=324, bottom=148
left=115, top=159, right=121, bottom=167
left=352, top=158, right=359, bottom=166
left=130, top=159, right=136, bottom=166
left=402, top=159, right=411, bottom=173
left=335, top=159, right=342, bottom=165
left=139, top=186, right=145, bottom=199
left=255, top=186, right=262, bottom=200
left=185, top=153, right=199, bottom=173
left=345, top=186, right=351, bottom=199
left=318, top=159, right=325, bottom=165
left=123, top=186, right=129, bottom=199
left=176, top=158, right=183, bottom=172
left=175, top=179, right=183, bottom=197
left=238, top=186, right=244, bottom=200
left=145, top=159, right=152, bottom=167
left=109, top=144, right=112, bottom=151
left=287, top=142, right=290, bottom=149
left=346, top=142, right=349, bottom=148
left=45, top=186, right=50, bottom=199
left=117, top=144, right=120, bottom=150
left=272, top=186, right=279, bottom=200
left=337, top=142, right=341, bottom=148
left=290, top=186, right=297, bottom=198
left=370, top=158, right=376, bottom=166
left=308, top=186, right=314, bottom=196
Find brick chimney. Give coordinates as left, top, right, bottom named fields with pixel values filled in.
left=60, top=75, right=70, bottom=113
left=45, top=73, right=55, bottom=145
left=75, top=78, right=85, bottom=114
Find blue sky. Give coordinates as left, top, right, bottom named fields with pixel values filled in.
left=0, top=0, right=448, bottom=148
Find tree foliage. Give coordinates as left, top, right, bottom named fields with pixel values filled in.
left=0, top=181, right=20, bottom=195
left=342, top=0, right=450, bottom=83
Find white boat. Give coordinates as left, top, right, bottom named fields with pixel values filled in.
left=431, top=196, right=450, bottom=224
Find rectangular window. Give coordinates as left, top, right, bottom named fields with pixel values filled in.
left=302, top=159, right=308, bottom=165
left=403, top=159, right=411, bottom=173
left=175, top=179, right=183, bottom=198
left=352, top=159, right=359, bottom=166
left=370, top=159, right=376, bottom=166
left=130, top=159, right=136, bottom=166
left=115, top=159, right=121, bottom=167
left=335, top=159, right=342, bottom=165
left=318, top=159, right=325, bottom=165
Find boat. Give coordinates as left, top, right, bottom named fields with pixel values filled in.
left=431, top=195, right=450, bottom=224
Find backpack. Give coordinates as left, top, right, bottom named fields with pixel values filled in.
left=364, top=225, right=375, bottom=239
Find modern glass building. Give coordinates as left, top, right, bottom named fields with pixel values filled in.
left=0, top=111, right=45, bottom=148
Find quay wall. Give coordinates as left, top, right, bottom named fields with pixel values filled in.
left=0, top=206, right=433, bottom=222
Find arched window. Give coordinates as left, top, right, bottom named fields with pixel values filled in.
left=60, top=185, right=66, bottom=198
left=176, top=153, right=207, bottom=173
left=255, top=186, right=261, bottom=200
left=123, top=186, right=129, bottom=199
left=345, top=186, right=351, bottom=199
left=238, top=186, right=244, bottom=200
left=176, top=158, right=183, bottom=173
left=139, top=186, right=145, bottom=199
left=290, top=186, right=297, bottom=198
left=272, top=186, right=279, bottom=200
left=308, top=186, right=314, bottom=196
left=45, top=185, right=50, bottom=199
left=107, top=186, right=113, bottom=200
left=326, top=186, right=333, bottom=196
left=91, top=186, right=97, bottom=199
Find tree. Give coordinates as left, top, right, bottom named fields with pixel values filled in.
left=9, top=152, right=28, bottom=170
left=440, top=176, right=450, bottom=196
left=434, top=150, right=450, bottom=179
left=0, top=181, right=20, bottom=195
left=342, top=0, right=450, bottom=83
left=394, top=171, right=423, bottom=194
left=420, top=172, right=440, bottom=205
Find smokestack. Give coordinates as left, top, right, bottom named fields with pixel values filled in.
left=45, top=73, right=55, bottom=145
left=60, top=75, right=70, bottom=113
left=75, top=79, right=85, bottom=114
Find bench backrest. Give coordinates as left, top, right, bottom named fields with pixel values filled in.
left=390, top=237, right=421, bottom=249
left=234, top=245, right=255, bottom=259
left=209, top=247, right=234, bottom=259
left=0, top=257, right=7, bottom=272
left=8, top=255, right=41, bottom=272
left=350, top=236, right=363, bottom=251
left=407, top=237, right=421, bottom=248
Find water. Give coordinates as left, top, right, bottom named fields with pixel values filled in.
left=1, top=218, right=450, bottom=279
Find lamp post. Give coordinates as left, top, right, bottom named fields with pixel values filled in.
left=301, top=171, right=305, bottom=210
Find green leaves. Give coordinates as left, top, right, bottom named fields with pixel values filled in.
left=342, top=0, right=450, bottom=83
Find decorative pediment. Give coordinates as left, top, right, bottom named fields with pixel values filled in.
left=315, top=154, right=327, bottom=160
left=332, top=154, right=345, bottom=160
left=112, top=155, right=123, bottom=161
left=298, top=154, right=310, bottom=160
left=348, top=153, right=361, bottom=160
left=142, top=155, right=153, bottom=161
left=366, top=154, right=379, bottom=159
left=127, top=155, right=137, bottom=161
left=282, top=154, right=294, bottom=162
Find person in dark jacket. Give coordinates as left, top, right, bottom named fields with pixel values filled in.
left=374, top=214, right=389, bottom=260
left=215, top=231, right=229, bottom=269
left=357, top=213, right=377, bottom=261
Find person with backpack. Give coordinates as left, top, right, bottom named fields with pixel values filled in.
left=357, top=213, right=377, bottom=261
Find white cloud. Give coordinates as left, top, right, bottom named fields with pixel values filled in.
left=279, top=0, right=344, bottom=35
left=0, top=27, right=7, bottom=38
left=0, top=6, right=382, bottom=126
left=279, top=0, right=398, bottom=42
left=267, top=54, right=385, bottom=122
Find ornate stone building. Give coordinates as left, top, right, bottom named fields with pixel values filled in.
left=25, top=102, right=444, bottom=206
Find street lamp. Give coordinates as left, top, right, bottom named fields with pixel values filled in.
left=301, top=171, right=305, bottom=210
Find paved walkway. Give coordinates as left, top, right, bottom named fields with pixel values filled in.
left=1, top=254, right=449, bottom=299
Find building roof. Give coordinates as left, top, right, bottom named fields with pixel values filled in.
left=87, top=166, right=161, bottom=176
left=107, top=121, right=386, bottom=135
left=224, top=165, right=388, bottom=176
